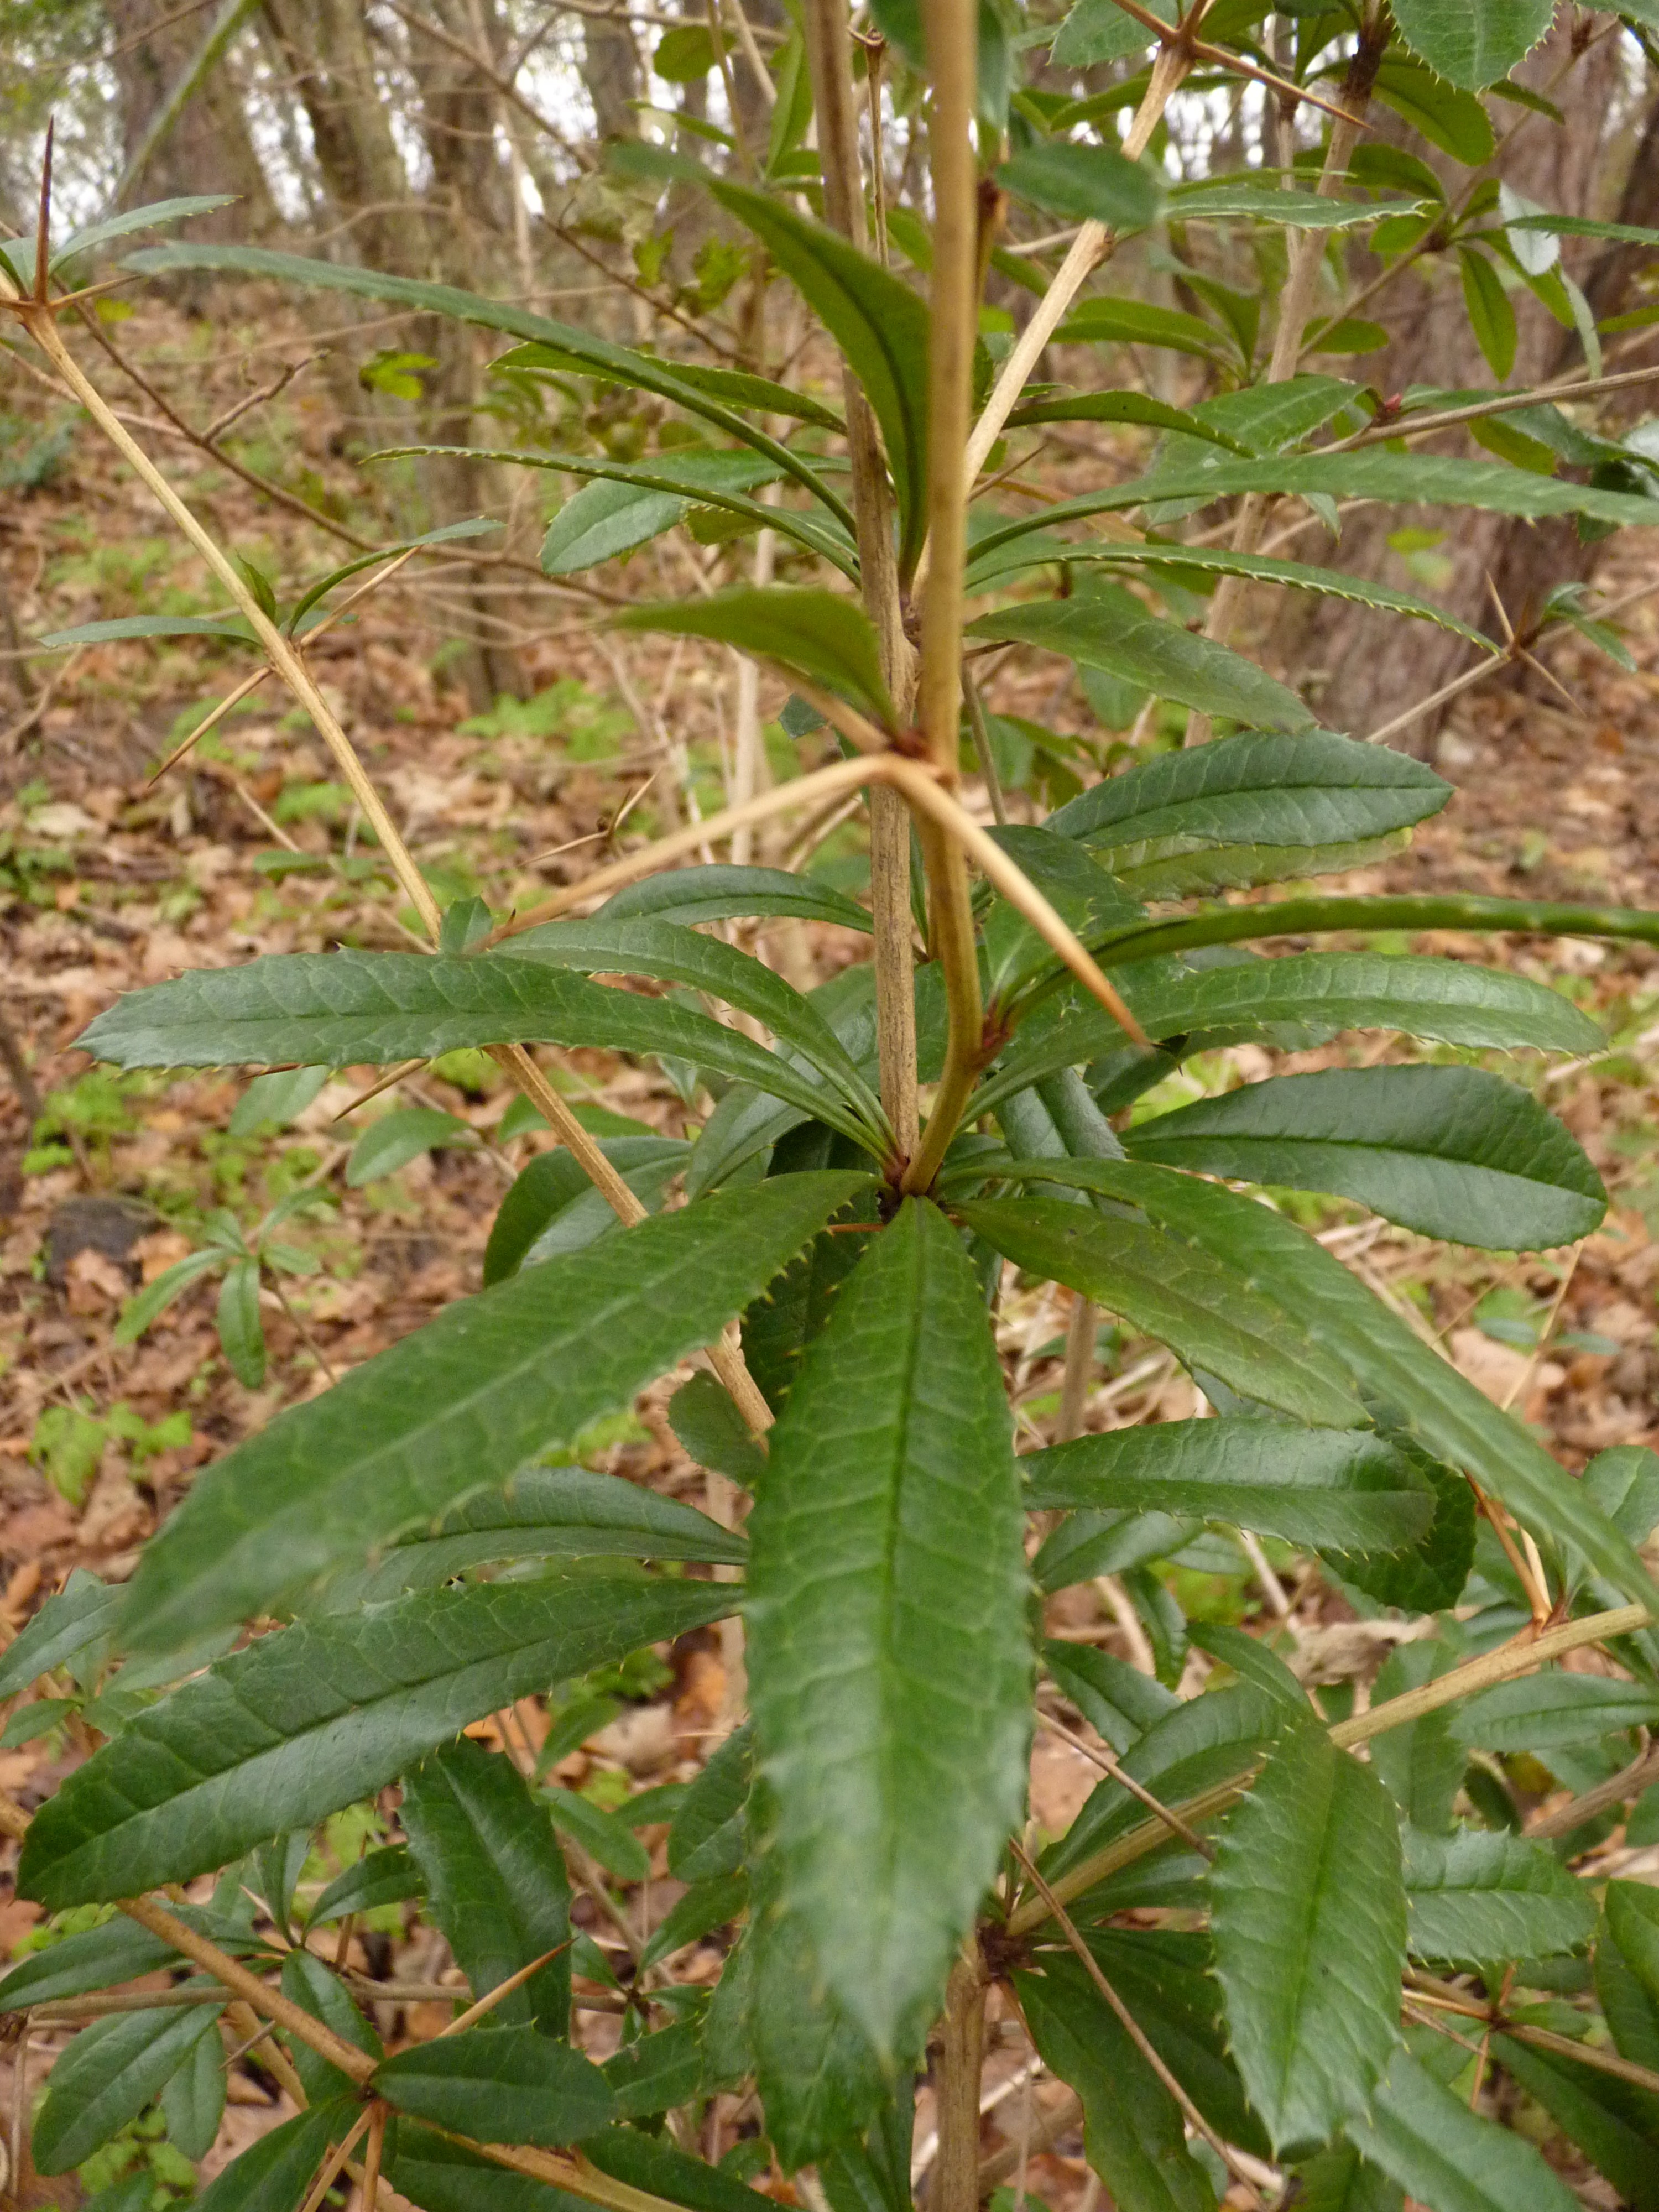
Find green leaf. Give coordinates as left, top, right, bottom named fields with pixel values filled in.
left=588, top=2125, right=779, bottom=2212
left=0, top=1905, right=253, bottom=2009
left=638, top=1873, right=748, bottom=1975
left=967, top=1157, right=1651, bottom=1599
left=160, top=2018, right=227, bottom=2160
left=612, top=587, right=894, bottom=731
left=968, top=586, right=1312, bottom=733
left=112, top=1251, right=231, bottom=1344
left=1290, top=2147, right=1404, bottom=2212
left=216, top=1257, right=265, bottom=1387
left=1016, top=1959, right=1217, bottom=2212
left=309, top=1845, right=424, bottom=1926
left=544, top=1784, right=651, bottom=1881
left=1490, top=2034, right=1659, bottom=2212
left=740, top=1170, right=883, bottom=1410
left=1045, top=726, right=1449, bottom=896
left=324, top=1464, right=744, bottom=1609
left=1403, top=1827, right=1594, bottom=1965
left=975, top=450, right=1659, bottom=570
left=401, top=1738, right=571, bottom=2036
left=535, top=450, right=807, bottom=577
left=33, top=1997, right=227, bottom=2172
left=19, top=1575, right=733, bottom=1907
left=698, top=179, right=930, bottom=575
left=669, top=1371, right=768, bottom=1489
left=597, top=863, right=872, bottom=934
left=1343, top=2045, right=1579, bottom=2212
left=376, top=2026, right=614, bottom=2144
left=36, top=613, right=253, bottom=649
left=80, top=951, right=873, bottom=1144
left=998, top=141, right=1162, bottom=228
left=118, top=1170, right=865, bottom=1646
left=1212, top=1724, right=1406, bottom=2152
left=1044, top=1640, right=1178, bottom=1754
left=1002, top=392, right=1254, bottom=451
left=1390, top=0, right=1554, bottom=88
left=1123, top=1066, right=1606, bottom=1250
left=662, top=360, right=843, bottom=431
left=1369, top=1642, right=1465, bottom=1836
left=1449, top=1672, right=1659, bottom=1750
left=745, top=1199, right=1031, bottom=2058
left=482, top=1138, right=687, bottom=1286
left=669, top=1721, right=751, bottom=1881
left=958, top=1196, right=1365, bottom=1429
left=1081, top=1927, right=1270, bottom=2156
left=0, top=1569, right=119, bottom=1697
left=1169, top=179, right=1428, bottom=229
left=1373, top=55, right=1498, bottom=163
left=509, top=915, right=882, bottom=1119
left=35, top=194, right=237, bottom=274
left=1323, top=1443, right=1476, bottom=1616
left=286, top=520, right=500, bottom=632
left=1022, top=1419, right=1434, bottom=1551
left=1606, top=1880, right=1659, bottom=2005
left=1458, top=247, right=1519, bottom=379
left=604, top=2017, right=709, bottom=2114
left=124, top=243, right=853, bottom=534
left=1119, top=950, right=1602, bottom=1057
left=978, top=540, right=1496, bottom=650
left=279, top=1949, right=383, bottom=2105
left=195, top=2102, right=360, bottom=2212
left=347, top=1106, right=470, bottom=1186
left=1051, top=0, right=1171, bottom=66
left=1092, top=888, right=1659, bottom=968
left=1059, top=295, right=1235, bottom=363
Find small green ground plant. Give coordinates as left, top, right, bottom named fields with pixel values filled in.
left=14, top=1, right=1659, bottom=2208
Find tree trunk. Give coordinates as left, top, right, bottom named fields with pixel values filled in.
left=1273, top=23, right=1632, bottom=748
left=259, top=0, right=411, bottom=272
left=113, top=0, right=275, bottom=236
left=582, top=14, right=641, bottom=143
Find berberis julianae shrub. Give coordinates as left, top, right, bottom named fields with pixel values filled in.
left=14, top=0, right=1659, bottom=2203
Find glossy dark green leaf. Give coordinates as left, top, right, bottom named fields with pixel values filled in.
left=597, top=863, right=872, bottom=933
left=1323, top=1443, right=1477, bottom=1616
left=701, top=181, right=930, bottom=575
left=969, top=1157, right=1651, bottom=1600
left=1046, top=727, right=1449, bottom=896
left=482, top=1139, right=687, bottom=1286
left=969, top=588, right=1312, bottom=733
left=1343, top=2045, right=1578, bottom=2212
left=612, top=588, right=894, bottom=731
left=998, top=140, right=1161, bottom=227
left=1044, top=1639, right=1178, bottom=1755
left=280, top=1949, right=384, bottom=2105
left=1124, top=1066, right=1605, bottom=1250
left=740, top=1172, right=882, bottom=1411
left=1390, top=0, right=1553, bottom=88
left=746, top=1200, right=1031, bottom=2057
left=376, top=2025, right=614, bottom=2144
left=1059, top=294, right=1234, bottom=362
left=587, top=2121, right=780, bottom=2212
left=1287, top=2147, right=1403, bottom=2212
left=1171, top=179, right=1428, bottom=228
left=536, top=450, right=792, bottom=576
left=508, top=916, right=880, bottom=1119
left=80, top=952, right=871, bottom=1143
left=1212, top=1724, right=1406, bottom=2152
left=1368, top=1642, right=1465, bottom=1837
left=33, top=1996, right=227, bottom=2172
left=1001, top=391, right=1252, bottom=450
left=0, top=1918, right=185, bottom=2009
left=1022, top=1419, right=1433, bottom=1551
left=401, top=1738, right=571, bottom=2036
left=603, top=2016, right=708, bottom=2114
left=544, top=1785, right=650, bottom=1881
left=0, top=1568, right=119, bottom=1697
left=1404, top=1827, right=1595, bottom=1964
left=1491, top=2034, right=1659, bottom=2212
left=195, top=2102, right=359, bottom=2212
left=669, top=1721, right=751, bottom=1882
left=669, top=1371, right=768, bottom=1489
left=119, top=1171, right=862, bottom=1646
left=124, top=244, right=851, bottom=530
left=1604, top=1881, right=1659, bottom=2005
left=959, top=1196, right=1364, bottom=1429
left=160, top=2018, right=226, bottom=2160
left=1450, top=1672, right=1659, bottom=1751
left=1016, top=1958, right=1216, bottom=2212
left=638, top=1874, right=747, bottom=1974
left=20, top=1575, right=732, bottom=1907
left=309, top=1844, right=425, bottom=1925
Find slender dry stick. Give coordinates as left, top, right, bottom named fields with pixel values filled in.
left=802, top=0, right=921, bottom=1164
left=1335, top=359, right=1659, bottom=453
left=1181, top=2, right=1386, bottom=747
left=932, top=1949, right=988, bottom=2212
left=437, top=1946, right=566, bottom=2036
left=1528, top=1739, right=1659, bottom=1840
left=1007, top=1842, right=1264, bottom=2205
left=360, top=2101, right=387, bottom=2212
left=1034, top=1708, right=1214, bottom=1857
left=296, top=2110, right=374, bottom=2212
left=1055, top=1296, right=1095, bottom=1442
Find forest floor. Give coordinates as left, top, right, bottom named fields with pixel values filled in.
left=3, top=291, right=1659, bottom=2209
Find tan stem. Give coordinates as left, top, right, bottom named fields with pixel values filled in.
left=802, top=0, right=920, bottom=1165
left=940, top=39, right=1190, bottom=544
left=1056, top=1296, right=1095, bottom=1443
left=931, top=1951, right=988, bottom=2212
left=14, top=307, right=440, bottom=937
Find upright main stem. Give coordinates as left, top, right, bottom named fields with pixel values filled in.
left=802, top=0, right=920, bottom=1167
left=900, top=0, right=983, bottom=1197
